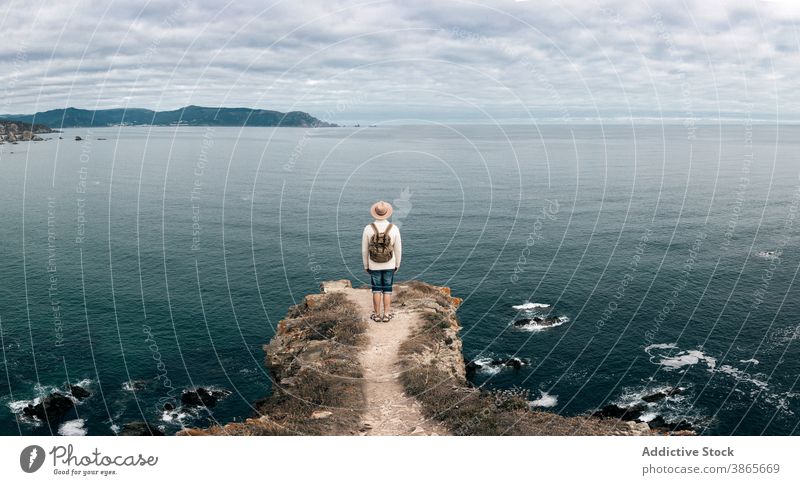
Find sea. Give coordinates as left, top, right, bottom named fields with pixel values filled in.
left=0, top=123, right=798, bottom=436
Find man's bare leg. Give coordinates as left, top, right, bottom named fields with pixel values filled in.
left=382, top=292, right=392, bottom=315
left=372, top=292, right=382, bottom=315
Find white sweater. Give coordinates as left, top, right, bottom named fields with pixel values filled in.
left=362, top=219, right=402, bottom=270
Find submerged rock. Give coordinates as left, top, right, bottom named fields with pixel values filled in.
left=465, top=357, right=529, bottom=376
left=119, top=421, right=164, bottom=436
left=22, top=393, right=75, bottom=422
left=647, top=416, right=694, bottom=433
left=641, top=387, right=683, bottom=403
left=500, top=357, right=526, bottom=369
left=465, top=360, right=481, bottom=376
left=513, top=316, right=563, bottom=328
left=592, top=403, right=647, bottom=421
left=180, top=387, right=230, bottom=408
left=69, top=385, right=91, bottom=401
left=592, top=394, right=697, bottom=435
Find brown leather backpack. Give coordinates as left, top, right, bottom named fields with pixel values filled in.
left=368, top=223, right=394, bottom=263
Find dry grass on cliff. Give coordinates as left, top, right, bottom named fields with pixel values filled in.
left=396, top=282, right=643, bottom=436
left=179, top=291, right=367, bottom=436
left=297, top=292, right=368, bottom=346
left=395, top=280, right=452, bottom=308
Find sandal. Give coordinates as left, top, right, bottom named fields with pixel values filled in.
left=381, top=313, right=391, bottom=322
left=370, top=313, right=381, bottom=322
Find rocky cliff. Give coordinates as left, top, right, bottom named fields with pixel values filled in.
left=392, top=281, right=662, bottom=436
left=178, top=280, right=367, bottom=435
left=179, top=280, right=684, bottom=436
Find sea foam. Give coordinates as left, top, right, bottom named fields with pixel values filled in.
left=514, top=316, right=569, bottom=332
left=58, top=419, right=87, bottom=436
left=512, top=302, right=551, bottom=311
left=530, top=391, right=558, bottom=408
left=645, top=343, right=716, bottom=370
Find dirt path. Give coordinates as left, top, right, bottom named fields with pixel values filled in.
left=334, top=285, right=448, bottom=436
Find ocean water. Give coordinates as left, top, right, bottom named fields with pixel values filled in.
left=0, top=124, right=798, bottom=435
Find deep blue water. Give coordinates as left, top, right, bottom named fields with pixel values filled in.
left=0, top=124, right=798, bottom=435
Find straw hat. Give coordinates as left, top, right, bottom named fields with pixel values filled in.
left=369, top=200, right=393, bottom=220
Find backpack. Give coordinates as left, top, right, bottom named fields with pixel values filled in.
left=368, top=223, right=394, bottom=263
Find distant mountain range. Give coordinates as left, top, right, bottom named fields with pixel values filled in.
left=0, top=105, right=337, bottom=128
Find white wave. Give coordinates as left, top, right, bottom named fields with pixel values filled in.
left=58, top=419, right=87, bottom=436
left=161, top=409, right=192, bottom=424
left=515, top=316, right=569, bottom=332
left=472, top=357, right=502, bottom=375
left=72, top=378, right=92, bottom=388
left=7, top=398, right=38, bottom=414
left=638, top=412, right=658, bottom=422
left=530, top=391, right=558, bottom=408
left=739, top=358, right=760, bottom=365
left=32, top=382, right=59, bottom=397
left=613, top=385, right=685, bottom=408
left=513, top=302, right=551, bottom=311
left=716, top=365, right=769, bottom=389
left=109, top=424, right=120, bottom=434
left=613, top=384, right=700, bottom=428
left=645, top=344, right=716, bottom=370
left=755, top=250, right=780, bottom=260
left=661, top=350, right=716, bottom=370
left=470, top=356, right=530, bottom=375
left=121, top=380, right=147, bottom=392
left=197, top=385, right=231, bottom=394
left=644, top=342, right=677, bottom=352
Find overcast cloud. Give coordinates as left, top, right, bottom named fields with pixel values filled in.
left=1, top=0, right=798, bottom=123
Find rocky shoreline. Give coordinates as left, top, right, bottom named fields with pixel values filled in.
left=0, top=120, right=55, bottom=143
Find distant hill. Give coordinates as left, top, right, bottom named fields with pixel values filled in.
left=0, top=105, right=337, bottom=128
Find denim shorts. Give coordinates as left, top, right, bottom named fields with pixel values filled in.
left=368, top=269, right=395, bottom=293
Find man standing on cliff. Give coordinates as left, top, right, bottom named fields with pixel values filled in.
left=362, top=200, right=402, bottom=323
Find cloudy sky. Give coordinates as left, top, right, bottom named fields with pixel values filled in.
left=1, top=0, right=798, bottom=123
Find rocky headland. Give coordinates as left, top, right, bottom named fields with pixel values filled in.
left=0, top=119, right=55, bottom=143
left=178, top=280, right=692, bottom=436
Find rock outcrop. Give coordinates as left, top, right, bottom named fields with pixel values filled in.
left=179, top=280, right=671, bottom=436
left=180, top=387, right=231, bottom=408
left=20, top=384, right=91, bottom=424
left=0, top=120, right=54, bottom=143
left=118, top=421, right=164, bottom=436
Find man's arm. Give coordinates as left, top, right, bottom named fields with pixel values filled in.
left=394, top=227, right=402, bottom=269
left=362, top=226, right=370, bottom=270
